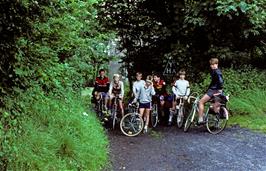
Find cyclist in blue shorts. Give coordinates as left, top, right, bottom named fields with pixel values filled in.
left=133, top=76, right=155, bottom=133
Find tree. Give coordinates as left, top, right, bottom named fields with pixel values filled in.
left=98, top=0, right=266, bottom=83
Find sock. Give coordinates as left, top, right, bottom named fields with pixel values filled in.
left=198, top=117, right=203, bottom=122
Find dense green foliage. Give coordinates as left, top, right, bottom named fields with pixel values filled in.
left=98, top=0, right=266, bottom=82
left=192, top=67, right=266, bottom=95
left=1, top=0, right=266, bottom=169
left=0, top=0, right=112, bottom=170
left=4, top=89, right=108, bottom=170
left=192, top=67, right=266, bottom=132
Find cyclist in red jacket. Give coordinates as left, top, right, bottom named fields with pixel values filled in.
left=153, top=73, right=168, bottom=119
left=92, top=69, right=110, bottom=110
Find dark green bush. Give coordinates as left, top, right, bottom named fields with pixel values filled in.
left=0, top=0, right=113, bottom=170
left=191, top=66, right=266, bottom=95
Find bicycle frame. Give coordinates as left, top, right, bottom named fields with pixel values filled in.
left=111, top=95, right=121, bottom=130
left=95, top=93, right=105, bottom=118
left=184, top=93, right=229, bottom=134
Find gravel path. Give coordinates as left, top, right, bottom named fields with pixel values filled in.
left=106, top=126, right=266, bottom=171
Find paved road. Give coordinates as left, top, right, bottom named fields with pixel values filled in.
left=105, top=126, right=266, bottom=171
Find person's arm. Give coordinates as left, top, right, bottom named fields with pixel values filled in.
left=172, top=81, right=178, bottom=95
left=151, top=86, right=156, bottom=96
left=120, top=81, right=124, bottom=97
left=106, top=77, right=110, bottom=88
left=108, top=82, right=113, bottom=95
left=186, top=81, right=190, bottom=96
left=217, top=73, right=224, bottom=89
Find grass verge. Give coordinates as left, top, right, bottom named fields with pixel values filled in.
left=228, top=89, right=266, bottom=133
left=6, top=89, right=109, bottom=171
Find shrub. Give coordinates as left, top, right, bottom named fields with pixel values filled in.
left=2, top=88, right=108, bottom=170
left=191, top=66, right=266, bottom=95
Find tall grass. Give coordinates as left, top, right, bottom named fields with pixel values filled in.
left=228, top=89, right=266, bottom=132
left=6, top=89, right=108, bottom=170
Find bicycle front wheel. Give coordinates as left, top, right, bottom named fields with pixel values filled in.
left=151, top=104, right=158, bottom=128
left=112, top=110, right=117, bottom=130
left=206, top=106, right=228, bottom=134
left=184, top=107, right=196, bottom=132
left=120, top=113, right=144, bottom=137
left=177, top=106, right=184, bottom=128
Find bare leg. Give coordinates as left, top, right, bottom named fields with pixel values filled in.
left=160, top=100, right=165, bottom=116
left=139, top=108, right=145, bottom=118
left=144, top=109, right=151, bottom=127
left=119, top=100, right=124, bottom=117
left=171, top=100, right=177, bottom=111
left=198, top=94, right=211, bottom=122
left=108, top=96, right=114, bottom=110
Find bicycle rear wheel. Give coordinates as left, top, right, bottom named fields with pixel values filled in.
left=206, top=106, right=228, bottom=134
left=111, top=109, right=117, bottom=130
left=120, top=113, right=144, bottom=137
left=151, top=104, right=158, bottom=128
left=177, top=106, right=184, bottom=128
left=184, top=107, right=196, bottom=132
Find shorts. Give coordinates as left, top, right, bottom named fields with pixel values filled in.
left=109, top=94, right=123, bottom=100
left=99, top=92, right=108, bottom=98
left=206, top=89, right=222, bottom=98
left=139, top=102, right=152, bottom=109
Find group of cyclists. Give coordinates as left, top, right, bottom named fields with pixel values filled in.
left=91, top=58, right=225, bottom=133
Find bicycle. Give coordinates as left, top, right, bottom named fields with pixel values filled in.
left=110, top=95, right=121, bottom=130
left=120, top=103, right=144, bottom=137
left=151, top=98, right=159, bottom=128
left=169, top=96, right=186, bottom=128
left=184, top=92, right=229, bottom=134
left=94, top=92, right=106, bottom=121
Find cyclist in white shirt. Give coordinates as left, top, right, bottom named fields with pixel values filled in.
left=108, top=74, right=125, bottom=117
left=171, top=70, right=190, bottom=112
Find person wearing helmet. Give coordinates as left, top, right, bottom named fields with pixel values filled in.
left=108, top=74, right=125, bottom=117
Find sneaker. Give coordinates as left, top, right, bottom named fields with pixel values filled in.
left=167, top=121, right=172, bottom=126
left=177, top=116, right=181, bottom=123
left=197, top=117, right=206, bottom=125
left=143, top=126, right=148, bottom=133
left=197, top=120, right=206, bottom=126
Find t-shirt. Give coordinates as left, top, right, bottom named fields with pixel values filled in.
left=133, top=80, right=145, bottom=97
left=172, top=79, right=190, bottom=96
left=109, top=81, right=124, bottom=97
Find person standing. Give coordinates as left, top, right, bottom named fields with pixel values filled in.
left=134, top=76, right=155, bottom=133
